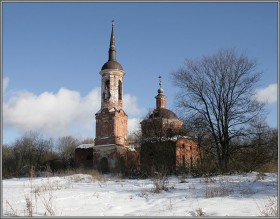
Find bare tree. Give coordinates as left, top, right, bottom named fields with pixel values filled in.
left=230, top=116, right=278, bottom=172
left=171, top=49, right=265, bottom=172
left=4, top=131, right=54, bottom=177
left=56, top=136, right=80, bottom=169
left=184, top=115, right=218, bottom=174
left=2, top=144, right=16, bottom=178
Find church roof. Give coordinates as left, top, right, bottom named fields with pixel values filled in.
left=101, top=60, right=123, bottom=70
left=148, top=108, right=179, bottom=120
left=101, top=20, right=124, bottom=71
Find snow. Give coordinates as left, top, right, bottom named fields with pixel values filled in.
left=2, top=172, right=277, bottom=217
left=143, top=135, right=192, bottom=143
left=93, top=144, right=116, bottom=147
left=76, top=144, right=94, bottom=149
left=125, top=145, right=136, bottom=151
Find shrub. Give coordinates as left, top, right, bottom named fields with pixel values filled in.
left=196, top=208, right=206, bottom=217
left=257, top=196, right=278, bottom=217
left=151, top=169, right=169, bottom=193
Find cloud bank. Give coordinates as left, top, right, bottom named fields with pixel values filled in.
left=3, top=85, right=144, bottom=140
left=255, top=83, right=278, bottom=104
left=3, top=77, right=10, bottom=93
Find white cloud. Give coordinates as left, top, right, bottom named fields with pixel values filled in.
left=3, top=86, right=143, bottom=140
left=3, top=77, right=10, bottom=93
left=3, top=88, right=101, bottom=138
left=128, top=118, right=141, bottom=135
left=123, top=95, right=144, bottom=135
left=255, top=83, right=278, bottom=104
left=123, top=94, right=144, bottom=116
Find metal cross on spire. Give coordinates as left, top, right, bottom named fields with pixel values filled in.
left=157, top=75, right=164, bottom=95
left=159, top=75, right=162, bottom=88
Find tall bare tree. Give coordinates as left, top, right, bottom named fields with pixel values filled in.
left=56, top=136, right=80, bottom=168
left=171, top=49, right=265, bottom=172
left=6, top=131, right=54, bottom=176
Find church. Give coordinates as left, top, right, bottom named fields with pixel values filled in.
left=75, top=22, right=200, bottom=174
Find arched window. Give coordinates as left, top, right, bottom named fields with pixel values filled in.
left=182, top=155, right=186, bottom=167
left=103, top=122, right=111, bottom=136
left=118, top=80, right=122, bottom=100
left=120, top=157, right=126, bottom=173
left=99, top=157, right=109, bottom=173
left=104, top=80, right=110, bottom=100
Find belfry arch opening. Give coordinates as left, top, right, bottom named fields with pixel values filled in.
left=99, top=157, right=109, bottom=173
left=104, top=79, right=110, bottom=101
left=118, top=80, right=122, bottom=100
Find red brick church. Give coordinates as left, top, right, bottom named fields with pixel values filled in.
left=75, top=22, right=200, bottom=174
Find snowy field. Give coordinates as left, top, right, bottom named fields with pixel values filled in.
left=2, top=171, right=278, bottom=217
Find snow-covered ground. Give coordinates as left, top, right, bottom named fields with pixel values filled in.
left=2, top=172, right=278, bottom=217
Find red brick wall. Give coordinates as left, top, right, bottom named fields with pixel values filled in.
left=91, top=145, right=140, bottom=173
left=176, top=138, right=200, bottom=168
left=156, top=95, right=166, bottom=109
left=95, top=109, right=128, bottom=146
left=75, top=148, right=94, bottom=168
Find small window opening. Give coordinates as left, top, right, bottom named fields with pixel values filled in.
left=104, top=80, right=110, bottom=100
left=118, top=80, right=122, bottom=100
left=86, top=154, right=93, bottom=160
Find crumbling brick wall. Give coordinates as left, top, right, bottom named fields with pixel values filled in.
left=176, top=138, right=200, bottom=170
left=75, top=148, right=94, bottom=169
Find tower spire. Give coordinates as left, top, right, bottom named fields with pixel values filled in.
left=101, top=20, right=123, bottom=71
left=158, top=75, right=164, bottom=95
left=109, top=20, right=116, bottom=61
left=156, top=75, right=166, bottom=109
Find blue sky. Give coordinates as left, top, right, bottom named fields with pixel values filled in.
left=2, top=2, right=278, bottom=144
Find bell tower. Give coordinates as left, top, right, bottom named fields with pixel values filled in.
left=95, top=21, right=128, bottom=146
